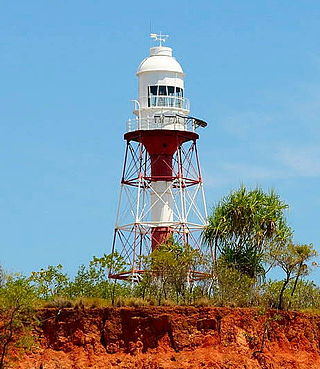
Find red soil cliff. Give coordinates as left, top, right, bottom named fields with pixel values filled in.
left=15, top=307, right=320, bottom=369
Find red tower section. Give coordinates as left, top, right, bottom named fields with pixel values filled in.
left=125, top=128, right=199, bottom=250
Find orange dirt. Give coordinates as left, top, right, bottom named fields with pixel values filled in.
left=13, top=307, right=320, bottom=369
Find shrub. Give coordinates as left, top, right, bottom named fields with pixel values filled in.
left=30, top=265, right=69, bottom=300
left=42, top=297, right=73, bottom=309
left=261, top=279, right=320, bottom=310
left=0, top=276, right=37, bottom=369
left=160, top=299, right=175, bottom=306
left=114, top=297, right=152, bottom=307
left=74, top=297, right=111, bottom=309
left=193, top=297, right=213, bottom=307
left=213, top=263, right=258, bottom=307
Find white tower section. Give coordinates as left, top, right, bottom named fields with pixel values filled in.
left=135, top=43, right=188, bottom=232
left=131, top=45, right=190, bottom=131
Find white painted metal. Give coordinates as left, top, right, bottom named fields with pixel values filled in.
left=134, top=39, right=190, bottom=227
left=150, top=181, right=174, bottom=226
left=150, top=32, right=169, bottom=46
left=134, top=39, right=190, bottom=126
left=127, top=114, right=194, bottom=132
left=117, top=175, right=207, bottom=231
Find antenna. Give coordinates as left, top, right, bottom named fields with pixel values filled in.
left=150, top=32, right=169, bottom=47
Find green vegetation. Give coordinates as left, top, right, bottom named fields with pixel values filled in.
left=138, top=240, right=204, bottom=305
left=267, top=243, right=317, bottom=309
left=0, top=186, right=318, bottom=325
left=203, top=186, right=292, bottom=280
left=1, top=186, right=319, bottom=365
left=0, top=186, right=317, bottom=311
left=0, top=275, right=37, bottom=369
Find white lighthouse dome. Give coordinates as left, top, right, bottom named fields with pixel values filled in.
left=137, top=46, right=184, bottom=75
left=130, top=39, right=190, bottom=131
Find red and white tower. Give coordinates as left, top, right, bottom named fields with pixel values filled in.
left=109, top=34, right=208, bottom=281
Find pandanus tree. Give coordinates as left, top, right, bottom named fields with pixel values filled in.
left=203, top=186, right=292, bottom=280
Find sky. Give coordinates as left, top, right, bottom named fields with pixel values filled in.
left=1, top=1, right=320, bottom=281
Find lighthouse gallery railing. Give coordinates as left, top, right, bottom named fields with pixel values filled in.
left=126, top=114, right=207, bottom=132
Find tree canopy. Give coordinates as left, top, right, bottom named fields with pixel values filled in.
left=203, top=186, right=292, bottom=279
left=267, top=242, right=317, bottom=309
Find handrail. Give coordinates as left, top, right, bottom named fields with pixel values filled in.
left=126, top=114, right=202, bottom=132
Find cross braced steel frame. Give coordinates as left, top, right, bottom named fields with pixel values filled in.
left=109, top=135, right=209, bottom=281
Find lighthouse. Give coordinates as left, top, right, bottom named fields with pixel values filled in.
left=109, top=34, right=208, bottom=281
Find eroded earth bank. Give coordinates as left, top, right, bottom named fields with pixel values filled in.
left=15, top=307, right=320, bottom=369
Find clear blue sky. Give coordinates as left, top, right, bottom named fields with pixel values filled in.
left=1, top=1, right=319, bottom=281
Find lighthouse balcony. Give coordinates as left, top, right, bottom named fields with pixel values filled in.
left=126, top=114, right=205, bottom=132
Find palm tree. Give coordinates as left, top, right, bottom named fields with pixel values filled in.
left=203, top=186, right=292, bottom=280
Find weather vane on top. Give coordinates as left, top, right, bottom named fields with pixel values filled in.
left=150, top=32, right=169, bottom=47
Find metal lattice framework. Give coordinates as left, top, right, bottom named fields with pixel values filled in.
left=109, top=134, right=208, bottom=281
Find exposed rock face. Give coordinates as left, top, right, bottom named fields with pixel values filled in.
left=16, top=307, right=320, bottom=368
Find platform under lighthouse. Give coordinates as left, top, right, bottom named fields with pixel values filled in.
left=109, top=34, right=208, bottom=281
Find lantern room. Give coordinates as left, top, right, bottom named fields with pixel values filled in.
left=130, top=39, right=190, bottom=131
